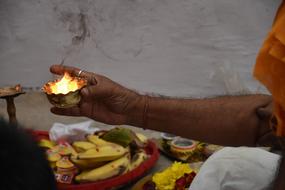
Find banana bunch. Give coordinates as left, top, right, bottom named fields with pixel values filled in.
left=39, top=128, right=150, bottom=184
left=70, top=135, right=129, bottom=170
left=75, top=153, right=131, bottom=182
left=71, top=134, right=131, bottom=183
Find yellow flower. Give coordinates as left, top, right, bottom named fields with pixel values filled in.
left=152, top=162, right=192, bottom=190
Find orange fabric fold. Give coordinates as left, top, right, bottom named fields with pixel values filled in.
left=254, top=1, right=285, bottom=136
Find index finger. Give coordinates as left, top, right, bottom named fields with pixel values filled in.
left=50, top=65, right=81, bottom=77
left=50, top=65, right=95, bottom=79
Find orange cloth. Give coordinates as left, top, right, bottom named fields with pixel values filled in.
left=254, top=1, right=285, bottom=136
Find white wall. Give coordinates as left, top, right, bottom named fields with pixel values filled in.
left=0, top=0, right=281, bottom=97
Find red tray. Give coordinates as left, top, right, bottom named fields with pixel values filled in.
left=31, top=130, right=159, bottom=190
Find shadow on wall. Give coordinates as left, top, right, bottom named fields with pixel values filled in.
left=0, top=0, right=278, bottom=96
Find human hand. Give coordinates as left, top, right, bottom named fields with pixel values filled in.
left=256, top=99, right=280, bottom=148
left=49, top=65, right=145, bottom=125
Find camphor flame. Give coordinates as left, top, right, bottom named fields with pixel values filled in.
left=48, top=72, right=86, bottom=94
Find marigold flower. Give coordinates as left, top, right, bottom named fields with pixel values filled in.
left=152, top=162, right=192, bottom=190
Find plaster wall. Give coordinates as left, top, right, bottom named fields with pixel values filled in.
left=0, top=0, right=281, bottom=97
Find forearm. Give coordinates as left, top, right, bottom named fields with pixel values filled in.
left=128, top=94, right=272, bottom=146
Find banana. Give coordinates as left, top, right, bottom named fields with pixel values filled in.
left=38, top=139, right=56, bottom=149
left=52, top=142, right=78, bottom=156
left=56, top=157, right=75, bottom=169
left=72, top=141, right=96, bottom=153
left=75, top=145, right=128, bottom=162
left=129, top=150, right=148, bottom=171
left=46, top=150, right=61, bottom=162
left=86, top=135, right=114, bottom=146
left=135, top=133, right=148, bottom=144
left=75, top=153, right=131, bottom=183
left=70, top=156, right=107, bottom=170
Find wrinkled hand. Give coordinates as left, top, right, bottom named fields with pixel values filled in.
left=49, top=65, right=144, bottom=125
left=256, top=99, right=280, bottom=148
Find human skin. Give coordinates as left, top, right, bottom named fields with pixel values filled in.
left=50, top=64, right=284, bottom=190
left=50, top=64, right=275, bottom=147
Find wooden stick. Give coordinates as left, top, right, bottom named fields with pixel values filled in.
left=6, top=97, right=17, bottom=125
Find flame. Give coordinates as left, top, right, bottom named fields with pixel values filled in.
left=49, top=72, right=84, bottom=94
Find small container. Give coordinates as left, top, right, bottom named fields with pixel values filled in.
left=160, top=133, right=177, bottom=141
left=160, top=133, right=177, bottom=152
left=44, top=90, right=83, bottom=108
left=43, top=73, right=87, bottom=108
left=55, top=166, right=78, bottom=184
left=55, top=157, right=78, bottom=184
left=170, top=138, right=197, bottom=160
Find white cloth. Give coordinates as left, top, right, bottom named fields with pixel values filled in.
left=49, top=120, right=100, bottom=143
left=190, top=147, right=281, bottom=190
